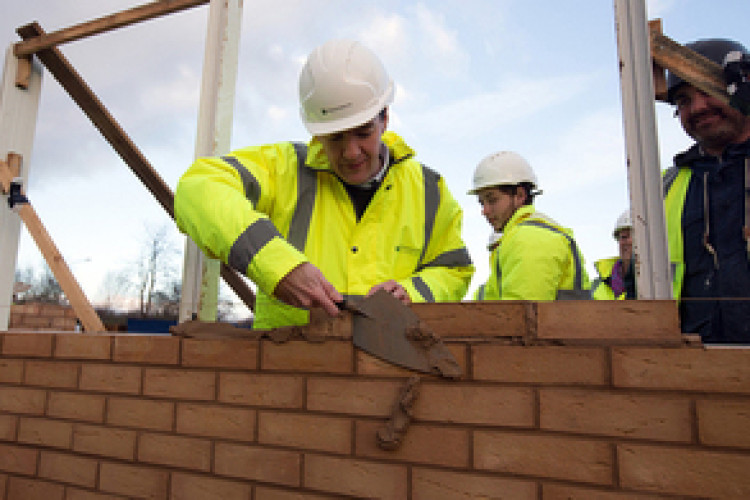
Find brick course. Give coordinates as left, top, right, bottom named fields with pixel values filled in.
left=1, top=300, right=749, bottom=499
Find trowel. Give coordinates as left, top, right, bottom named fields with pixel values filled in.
left=337, top=290, right=462, bottom=378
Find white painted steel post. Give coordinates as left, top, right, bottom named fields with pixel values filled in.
left=0, top=47, right=42, bottom=329
left=179, top=0, right=243, bottom=322
left=613, top=0, right=672, bottom=299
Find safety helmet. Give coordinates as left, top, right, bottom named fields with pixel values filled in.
left=299, top=39, right=395, bottom=136
left=613, top=210, right=632, bottom=240
left=468, top=151, right=540, bottom=195
left=666, top=38, right=750, bottom=104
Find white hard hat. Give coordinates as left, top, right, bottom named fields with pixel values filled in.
left=468, top=151, right=539, bottom=195
left=299, top=39, right=395, bottom=136
left=613, top=210, right=632, bottom=239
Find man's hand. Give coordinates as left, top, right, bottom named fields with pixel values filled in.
left=367, top=280, right=412, bottom=305
left=274, top=263, right=343, bottom=317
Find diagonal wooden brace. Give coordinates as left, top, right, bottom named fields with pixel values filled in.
left=1, top=153, right=106, bottom=333
left=649, top=19, right=730, bottom=105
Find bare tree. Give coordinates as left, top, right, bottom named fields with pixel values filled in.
left=134, top=224, right=178, bottom=316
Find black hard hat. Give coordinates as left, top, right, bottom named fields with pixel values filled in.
left=666, top=38, right=750, bottom=104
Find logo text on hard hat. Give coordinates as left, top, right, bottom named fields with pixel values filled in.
left=321, top=102, right=353, bottom=115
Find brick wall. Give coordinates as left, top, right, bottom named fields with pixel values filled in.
left=9, top=304, right=76, bottom=332
left=1, top=301, right=749, bottom=499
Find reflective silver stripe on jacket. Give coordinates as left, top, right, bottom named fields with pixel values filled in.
left=417, top=165, right=440, bottom=269
left=288, top=143, right=317, bottom=252
left=228, top=219, right=282, bottom=274
left=518, top=220, right=588, bottom=299
left=411, top=276, right=435, bottom=302
left=419, top=247, right=472, bottom=270
left=222, top=155, right=261, bottom=206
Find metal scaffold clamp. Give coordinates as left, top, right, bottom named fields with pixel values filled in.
left=7, top=177, right=29, bottom=211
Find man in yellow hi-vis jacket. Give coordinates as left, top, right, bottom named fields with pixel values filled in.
left=591, top=210, right=637, bottom=300
left=468, top=151, right=590, bottom=301
left=175, top=39, right=474, bottom=328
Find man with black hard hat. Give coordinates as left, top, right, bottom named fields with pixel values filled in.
left=662, top=38, right=750, bottom=343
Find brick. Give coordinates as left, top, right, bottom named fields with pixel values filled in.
left=79, top=364, right=141, bottom=394
left=304, top=454, right=407, bottom=499
left=182, top=338, right=258, bottom=369
left=170, top=472, right=251, bottom=500
left=412, top=467, right=537, bottom=500
left=0, top=358, right=23, bottom=383
left=254, top=486, right=334, bottom=500
left=356, top=343, right=467, bottom=377
left=0, top=474, right=5, bottom=499
left=0, top=386, right=46, bottom=414
left=0, top=443, right=37, bottom=474
left=411, top=301, right=528, bottom=337
left=6, top=477, right=63, bottom=500
left=258, top=411, right=350, bottom=454
left=99, top=462, right=169, bottom=499
left=307, top=377, right=401, bottom=416
left=473, top=345, right=608, bottom=385
left=176, top=403, right=255, bottom=442
left=219, top=372, right=303, bottom=408
left=18, top=417, right=73, bottom=448
left=55, top=334, right=111, bottom=360
left=24, top=360, right=79, bottom=388
left=113, top=335, right=179, bottom=364
left=355, top=421, right=469, bottom=468
left=73, top=424, right=136, bottom=460
left=543, top=484, right=663, bottom=499
left=618, top=443, right=750, bottom=498
left=414, top=383, right=534, bottom=427
left=613, top=347, right=750, bottom=393
left=697, top=399, right=750, bottom=448
left=1, top=333, right=53, bottom=357
left=64, top=488, right=127, bottom=500
left=143, top=368, right=215, bottom=401
left=540, top=388, right=692, bottom=442
left=536, top=300, right=680, bottom=342
left=107, top=396, right=174, bottom=431
left=0, top=414, right=16, bottom=441
left=214, top=442, right=300, bottom=486
left=39, top=450, right=97, bottom=488
left=137, top=432, right=212, bottom=471
left=261, top=339, right=353, bottom=373
left=47, top=391, right=105, bottom=423
left=474, top=431, right=613, bottom=485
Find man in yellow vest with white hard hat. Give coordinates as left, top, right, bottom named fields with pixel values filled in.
left=591, top=210, right=637, bottom=300
left=468, top=151, right=590, bottom=300
left=175, top=39, right=474, bottom=328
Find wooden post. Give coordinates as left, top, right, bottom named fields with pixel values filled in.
left=0, top=154, right=105, bottom=332
left=613, top=0, right=672, bottom=300
left=0, top=46, right=42, bottom=330
left=180, top=0, right=243, bottom=323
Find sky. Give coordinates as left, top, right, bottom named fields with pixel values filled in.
left=2, top=0, right=748, bottom=317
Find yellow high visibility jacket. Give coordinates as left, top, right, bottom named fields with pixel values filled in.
left=663, top=166, right=692, bottom=301
left=591, top=257, right=626, bottom=300
left=475, top=205, right=590, bottom=301
left=175, top=132, right=474, bottom=328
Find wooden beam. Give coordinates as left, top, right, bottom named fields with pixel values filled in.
left=13, top=0, right=209, bottom=57
left=16, top=22, right=256, bottom=311
left=0, top=154, right=106, bottom=333
left=649, top=20, right=729, bottom=104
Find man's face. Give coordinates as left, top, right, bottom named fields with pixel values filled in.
left=673, top=85, right=750, bottom=155
left=616, top=227, right=632, bottom=263
left=477, top=186, right=525, bottom=233
left=317, top=111, right=388, bottom=185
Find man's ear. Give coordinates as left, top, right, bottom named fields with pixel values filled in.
left=381, top=107, right=389, bottom=131
left=513, top=186, right=528, bottom=207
